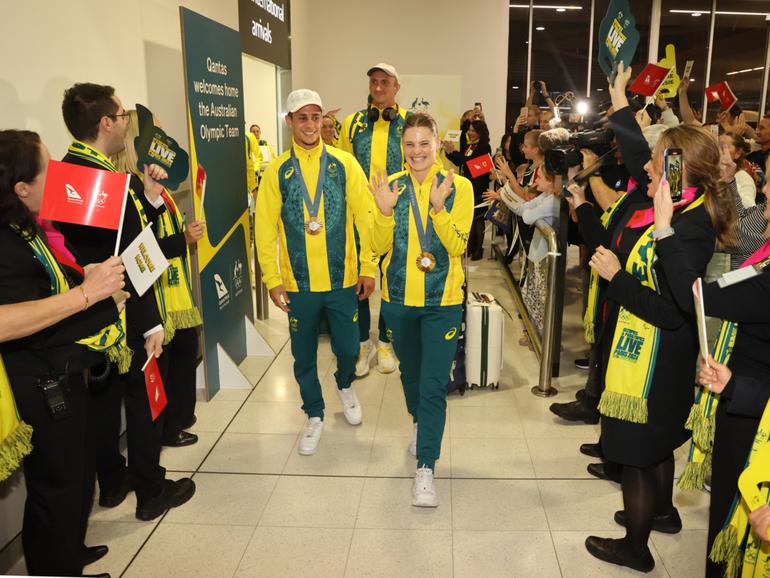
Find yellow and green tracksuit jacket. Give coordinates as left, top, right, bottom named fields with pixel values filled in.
left=255, top=139, right=378, bottom=292
left=338, top=104, right=408, bottom=178
left=371, top=164, right=474, bottom=307
left=245, top=132, right=259, bottom=192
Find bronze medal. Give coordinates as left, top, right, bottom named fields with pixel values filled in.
left=416, top=251, right=436, bottom=272
left=305, top=217, right=323, bottom=235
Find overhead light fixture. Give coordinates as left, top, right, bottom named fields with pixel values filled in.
left=509, top=4, right=582, bottom=9
left=669, top=9, right=769, bottom=17
left=536, top=26, right=546, bottom=31
left=512, top=85, right=520, bottom=89
left=576, top=101, right=589, bottom=116
left=596, top=88, right=604, bottom=92
left=726, top=66, right=766, bottom=76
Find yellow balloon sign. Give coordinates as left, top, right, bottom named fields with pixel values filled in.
left=657, top=44, right=680, bottom=99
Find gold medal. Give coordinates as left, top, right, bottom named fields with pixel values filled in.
left=416, top=252, right=436, bottom=272
left=305, top=217, right=323, bottom=235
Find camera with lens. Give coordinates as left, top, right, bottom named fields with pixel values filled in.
left=543, top=127, right=615, bottom=176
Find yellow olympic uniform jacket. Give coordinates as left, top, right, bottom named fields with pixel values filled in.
left=255, top=139, right=378, bottom=292
left=338, top=105, right=408, bottom=178
left=371, top=164, right=473, bottom=307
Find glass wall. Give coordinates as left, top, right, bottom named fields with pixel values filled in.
left=505, top=0, right=770, bottom=129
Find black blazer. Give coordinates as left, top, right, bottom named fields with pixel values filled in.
left=55, top=153, right=163, bottom=342
left=0, top=225, right=118, bottom=379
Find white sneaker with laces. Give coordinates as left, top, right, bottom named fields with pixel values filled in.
left=355, top=340, right=374, bottom=377
left=298, top=417, right=324, bottom=455
left=412, top=467, right=438, bottom=507
left=376, top=341, right=397, bottom=374
left=408, top=423, right=418, bottom=457
left=336, top=386, right=362, bottom=425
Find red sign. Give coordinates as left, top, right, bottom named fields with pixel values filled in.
left=628, top=63, right=672, bottom=97
left=40, top=160, right=129, bottom=230
left=705, top=81, right=737, bottom=111
left=466, top=154, right=494, bottom=178
left=143, top=356, right=168, bottom=421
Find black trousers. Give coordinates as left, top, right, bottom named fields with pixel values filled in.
left=11, top=372, right=93, bottom=577
left=157, top=327, right=199, bottom=440
left=90, top=342, right=166, bottom=505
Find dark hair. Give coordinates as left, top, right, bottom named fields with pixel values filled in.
left=723, top=131, right=750, bottom=165
left=468, top=119, right=490, bottom=148
left=500, top=133, right=513, bottom=160
left=644, top=103, right=662, bottom=124
left=403, top=112, right=439, bottom=137
left=250, top=124, right=260, bottom=130
left=62, top=83, right=118, bottom=141
left=0, top=130, right=42, bottom=239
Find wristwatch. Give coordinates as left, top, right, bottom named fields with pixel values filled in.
left=652, top=226, right=675, bottom=240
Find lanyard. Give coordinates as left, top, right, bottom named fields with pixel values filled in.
left=405, top=178, right=433, bottom=253
left=290, top=145, right=327, bottom=218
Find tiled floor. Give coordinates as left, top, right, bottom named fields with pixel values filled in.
left=5, top=244, right=709, bottom=577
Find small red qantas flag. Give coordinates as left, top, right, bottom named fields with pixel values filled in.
left=466, top=154, right=494, bottom=178
left=628, top=63, right=672, bottom=97
left=142, top=356, right=167, bottom=421
left=40, top=160, right=129, bottom=230
left=705, top=81, right=737, bottom=111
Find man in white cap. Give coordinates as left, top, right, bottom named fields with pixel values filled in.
left=338, top=63, right=408, bottom=377
left=255, top=89, right=377, bottom=455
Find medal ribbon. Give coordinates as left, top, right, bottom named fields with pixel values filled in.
left=405, top=179, right=433, bottom=254
left=290, top=145, right=327, bottom=220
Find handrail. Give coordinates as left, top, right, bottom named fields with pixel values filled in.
left=494, top=216, right=561, bottom=397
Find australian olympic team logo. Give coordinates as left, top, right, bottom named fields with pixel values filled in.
left=396, top=125, right=404, bottom=137
left=386, top=328, right=394, bottom=341
left=289, top=316, right=299, bottom=332
left=327, top=161, right=338, bottom=178
left=284, top=166, right=295, bottom=180
left=613, top=328, right=644, bottom=362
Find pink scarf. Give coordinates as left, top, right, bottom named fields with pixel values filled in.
left=626, top=186, right=699, bottom=229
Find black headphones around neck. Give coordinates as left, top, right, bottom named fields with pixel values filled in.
left=367, top=104, right=399, bottom=122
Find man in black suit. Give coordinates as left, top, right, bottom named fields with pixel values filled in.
left=57, top=83, right=195, bottom=521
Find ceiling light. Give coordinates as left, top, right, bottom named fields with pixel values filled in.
left=669, top=9, right=769, bottom=16
left=596, top=88, right=604, bottom=92
left=536, top=26, right=546, bottom=31
left=691, top=12, right=702, bottom=17
left=512, top=85, right=520, bottom=89
left=576, top=101, right=589, bottom=115
left=510, top=4, right=582, bottom=9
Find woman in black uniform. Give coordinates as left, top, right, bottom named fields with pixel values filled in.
left=570, top=64, right=735, bottom=573
left=0, top=130, right=127, bottom=576
left=654, top=156, right=770, bottom=577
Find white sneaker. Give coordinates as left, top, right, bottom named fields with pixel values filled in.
left=408, top=423, right=418, bottom=457
left=355, top=340, right=374, bottom=377
left=298, top=417, right=324, bottom=455
left=337, top=386, right=362, bottom=425
left=412, top=467, right=439, bottom=507
left=376, top=342, right=397, bottom=374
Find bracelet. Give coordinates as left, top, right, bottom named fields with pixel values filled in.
left=652, top=227, right=675, bottom=240
left=77, top=285, right=89, bottom=310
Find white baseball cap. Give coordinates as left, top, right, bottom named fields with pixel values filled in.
left=367, top=63, right=399, bottom=82
left=286, top=89, right=323, bottom=113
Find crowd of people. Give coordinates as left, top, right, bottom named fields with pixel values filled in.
left=3, top=52, right=770, bottom=578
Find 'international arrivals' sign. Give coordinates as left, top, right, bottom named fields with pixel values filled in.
left=238, top=0, right=291, bottom=68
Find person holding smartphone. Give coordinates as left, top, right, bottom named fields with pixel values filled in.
left=255, top=89, right=376, bottom=456
left=653, top=157, right=770, bottom=578
left=567, top=62, right=735, bottom=573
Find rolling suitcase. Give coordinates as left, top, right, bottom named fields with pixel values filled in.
left=465, top=292, right=504, bottom=389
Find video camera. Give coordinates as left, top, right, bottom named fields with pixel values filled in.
left=541, top=127, right=615, bottom=176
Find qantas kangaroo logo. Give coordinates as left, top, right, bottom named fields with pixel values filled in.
left=65, top=184, right=83, bottom=204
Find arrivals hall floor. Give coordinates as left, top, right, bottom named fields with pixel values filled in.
left=5, top=247, right=709, bottom=577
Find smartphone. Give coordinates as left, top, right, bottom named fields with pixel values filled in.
left=664, top=148, right=683, bottom=203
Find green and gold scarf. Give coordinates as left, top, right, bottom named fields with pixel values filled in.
left=710, top=398, right=770, bottom=578
left=156, top=191, right=201, bottom=343
left=25, top=231, right=132, bottom=373
left=0, top=355, right=33, bottom=481
left=584, top=193, right=628, bottom=344
left=599, top=195, right=705, bottom=424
